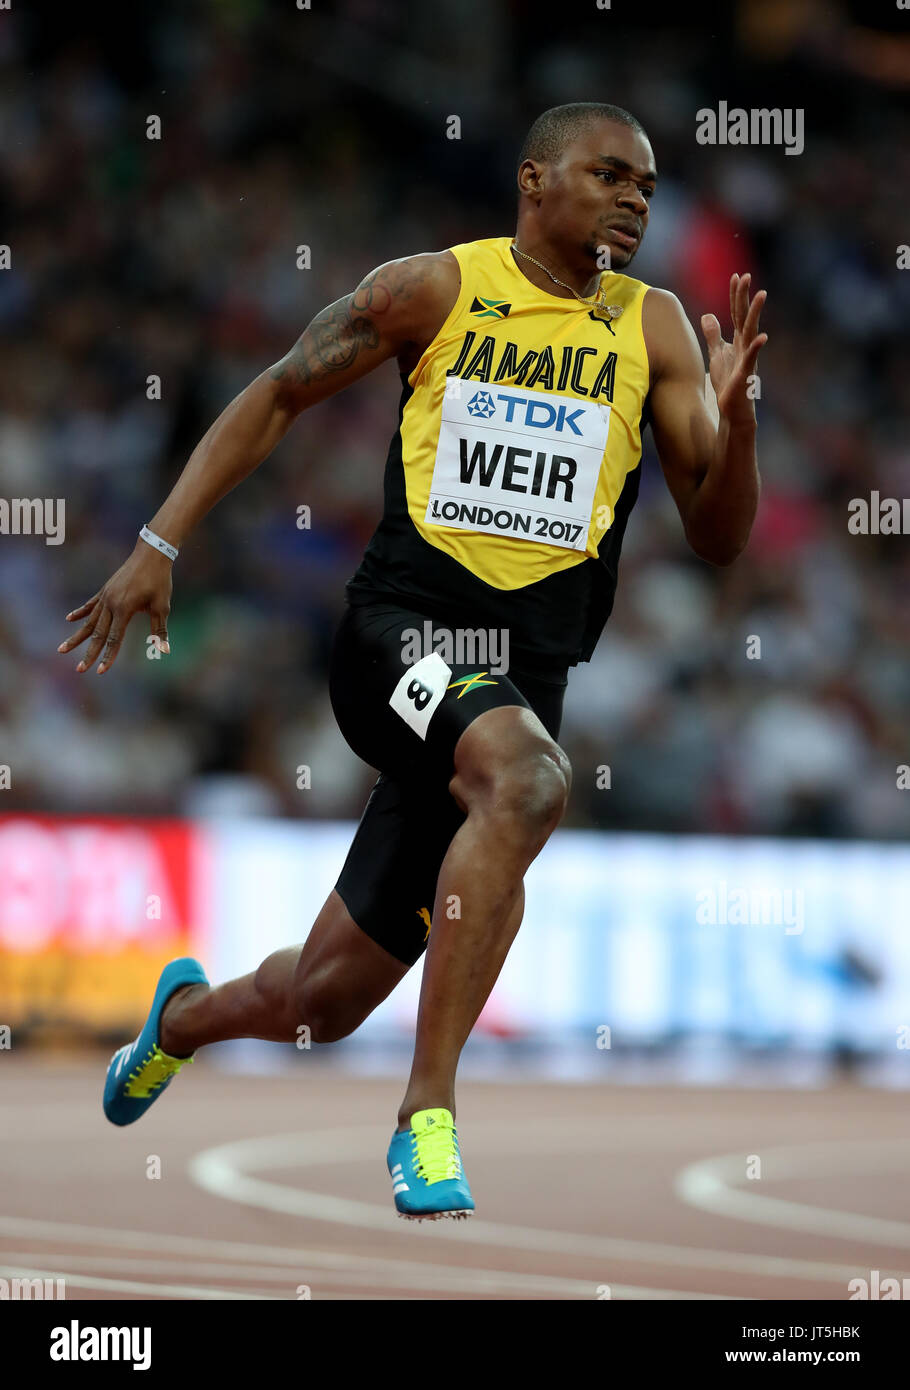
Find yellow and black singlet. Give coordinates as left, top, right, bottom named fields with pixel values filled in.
left=346, top=236, right=652, bottom=675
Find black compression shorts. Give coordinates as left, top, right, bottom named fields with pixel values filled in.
left=328, top=600, right=567, bottom=966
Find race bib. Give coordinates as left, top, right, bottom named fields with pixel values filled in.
left=425, top=379, right=611, bottom=550
left=388, top=651, right=453, bottom=741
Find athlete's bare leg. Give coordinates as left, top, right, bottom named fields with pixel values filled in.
left=396, top=704, right=570, bottom=1129
left=159, top=705, right=567, bottom=1125
left=158, top=889, right=410, bottom=1055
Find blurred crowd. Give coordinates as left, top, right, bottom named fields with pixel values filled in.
left=1, top=1, right=908, bottom=838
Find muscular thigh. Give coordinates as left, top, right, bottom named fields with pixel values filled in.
left=328, top=600, right=567, bottom=781
left=327, top=600, right=568, bottom=965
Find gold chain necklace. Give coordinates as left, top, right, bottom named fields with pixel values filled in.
left=510, top=243, right=623, bottom=323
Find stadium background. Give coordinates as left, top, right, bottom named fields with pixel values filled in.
left=3, top=0, right=910, bottom=1309
left=0, top=0, right=908, bottom=1063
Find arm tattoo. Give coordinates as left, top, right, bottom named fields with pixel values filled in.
left=269, top=295, right=379, bottom=387
left=269, top=259, right=432, bottom=392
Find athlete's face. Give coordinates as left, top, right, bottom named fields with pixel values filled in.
left=534, top=120, right=656, bottom=270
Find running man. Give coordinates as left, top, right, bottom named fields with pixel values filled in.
left=59, top=103, right=767, bottom=1220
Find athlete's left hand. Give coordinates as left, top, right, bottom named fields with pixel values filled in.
left=700, top=273, right=768, bottom=426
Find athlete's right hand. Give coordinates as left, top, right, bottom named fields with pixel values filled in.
left=57, top=542, right=173, bottom=674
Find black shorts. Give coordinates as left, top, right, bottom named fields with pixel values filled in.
left=328, top=599, right=567, bottom=966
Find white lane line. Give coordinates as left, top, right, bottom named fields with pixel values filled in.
left=0, top=1251, right=381, bottom=1291
left=0, top=1247, right=590, bottom=1298
left=0, top=1215, right=611, bottom=1299
left=677, top=1138, right=910, bottom=1247
left=0, top=1264, right=276, bottom=1301
left=187, top=1127, right=894, bottom=1287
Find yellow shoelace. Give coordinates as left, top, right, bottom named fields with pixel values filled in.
left=411, top=1124, right=463, bottom=1184
left=124, top=1044, right=193, bottom=1099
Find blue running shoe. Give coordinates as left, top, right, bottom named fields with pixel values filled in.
left=387, top=1108, right=475, bottom=1220
left=103, top=957, right=208, bottom=1127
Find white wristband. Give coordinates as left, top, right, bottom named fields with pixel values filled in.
left=139, top=525, right=178, bottom=562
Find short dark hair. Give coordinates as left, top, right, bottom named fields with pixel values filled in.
left=519, top=103, right=648, bottom=165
